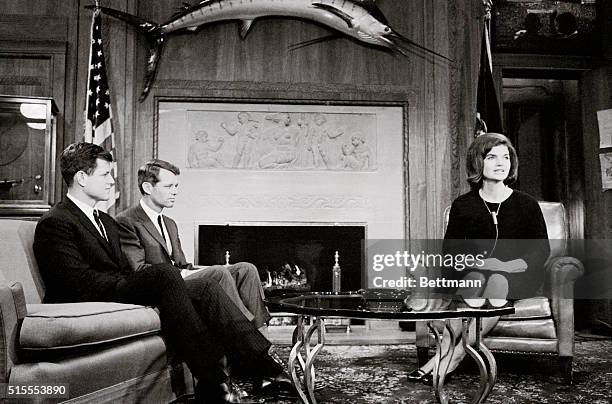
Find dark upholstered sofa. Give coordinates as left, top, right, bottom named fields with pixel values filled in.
left=0, top=219, right=193, bottom=403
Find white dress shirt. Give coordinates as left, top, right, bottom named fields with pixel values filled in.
left=139, top=199, right=173, bottom=256
left=67, top=193, right=107, bottom=239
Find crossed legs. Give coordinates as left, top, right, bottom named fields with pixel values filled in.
left=185, top=262, right=271, bottom=329
left=419, top=272, right=509, bottom=375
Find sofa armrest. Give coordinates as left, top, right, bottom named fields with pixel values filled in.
left=546, top=256, right=584, bottom=357
left=0, top=280, right=28, bottom=383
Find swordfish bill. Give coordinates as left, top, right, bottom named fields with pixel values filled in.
left=86, top=0, right=452, bottom=101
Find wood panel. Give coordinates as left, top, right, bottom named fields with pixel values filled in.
left=121, top=0, right=481, bottom=241
left=581, top=66, right=612, bottom=240
left=0, top=0, right=483, bottom=241
left=0, top=40, right=67, bottom=205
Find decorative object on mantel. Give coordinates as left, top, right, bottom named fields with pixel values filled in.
left=332, top=251, right=341, bottom=293
left=224, top=250, right=231, bottom=266
left=85, top=0, right=451, bottom=101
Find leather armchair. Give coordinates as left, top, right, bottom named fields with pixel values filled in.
left=0, top=219, right=193, bottom=403
left=415, top=202, right=584, bottom=384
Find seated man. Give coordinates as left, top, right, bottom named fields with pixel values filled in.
left=116, top=159, right=270, bottom=331
left=33, top=143, right=290, bottom=403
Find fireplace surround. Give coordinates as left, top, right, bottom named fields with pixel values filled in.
left=157, top=99, right=407, bottom=288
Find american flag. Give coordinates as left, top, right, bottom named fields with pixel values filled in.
left=84, top=8, right=119, bottom=212
left=475, top=0, right=502, bottom=137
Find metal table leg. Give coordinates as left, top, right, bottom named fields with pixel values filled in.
left=289, top=316, right=325, bottom=404
left=427, top=320, right=456, bottom=404
left=461, top=318, right=497, bottom=404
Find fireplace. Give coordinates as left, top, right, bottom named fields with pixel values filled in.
left=197, top=224, right=365, bottom=292
left=158, top=101, right=407, bottom=290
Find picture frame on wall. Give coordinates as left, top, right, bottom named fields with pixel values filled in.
left=493, top=0, right=599, bottom=56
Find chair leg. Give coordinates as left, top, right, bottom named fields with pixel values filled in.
left=560, top=356, right=573, bottom=385
left=417, top=347, right=430, bottom=367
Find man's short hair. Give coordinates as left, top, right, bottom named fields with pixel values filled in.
left=137, top=159, right=180, bottom=195
left=466, top=132, right=518, bottom=190
left=60, top=142, right=113, bottom=187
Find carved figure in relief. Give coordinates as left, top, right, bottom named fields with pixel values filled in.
left=342, top=134, right=371, bottom=170
left=220, top=112, right=259, bottom=168
left=311, top=114, right=344, bottom=169
left=258, top=113, right=301, bottom=169
left=187, top=130, right=226, bottom=168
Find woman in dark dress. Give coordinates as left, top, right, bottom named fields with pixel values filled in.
left=410, top=132, right=550, bottom=382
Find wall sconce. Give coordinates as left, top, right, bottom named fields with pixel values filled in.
left=20, top=103, right=47, bottom=130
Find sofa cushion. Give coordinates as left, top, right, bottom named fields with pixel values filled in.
left=20, top=302, right=161, bottom=352
left=483, top=336, right=558, bottom=353
left=500, top=297, right=552, bottom=320
left=11, top=334, right=174, bottom=399
left=489, top=318, right=557, bottom=339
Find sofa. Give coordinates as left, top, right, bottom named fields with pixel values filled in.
left=0, top=219, right=193, bottom=403
left=415, top=202, right=584, bottom=384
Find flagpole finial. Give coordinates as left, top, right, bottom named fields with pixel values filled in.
left=483, top=0, right=493, bottom=21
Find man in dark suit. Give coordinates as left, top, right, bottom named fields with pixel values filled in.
left=115, top=159, right=270, bottom=331
left=33, top=143, right=289, bottom=403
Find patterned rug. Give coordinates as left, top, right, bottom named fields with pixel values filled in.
left=237, top=338, right=612, bottom=403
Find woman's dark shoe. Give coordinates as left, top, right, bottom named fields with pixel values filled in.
left=407, top=368, right=432, bottom=385
left=407, top=368, right=456, bottom=386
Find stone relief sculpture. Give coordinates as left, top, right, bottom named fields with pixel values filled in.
left=187, top=130, right=225, bottom=168
left=342, top=134, right=371, bottom=170
left=257, top=113, right=301, bottom=169
left=220, top=112, right=259, bottom=168
left=187, top=110, right=376, bottom=171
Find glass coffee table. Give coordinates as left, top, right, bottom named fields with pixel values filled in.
left=265, top=291, right=515, bottom=404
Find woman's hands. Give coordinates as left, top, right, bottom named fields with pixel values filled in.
left=476, top=258, right=527, bottom=273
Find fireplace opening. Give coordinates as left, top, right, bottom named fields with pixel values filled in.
left=197, top=224, right=365, bottom=292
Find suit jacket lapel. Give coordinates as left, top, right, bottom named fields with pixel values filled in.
left=100, top=213, right=123, bottom=263
left=164, top=217, right=183, bottom=264
left=134, top=204, right=171, bottom=258
left=63, top=199, right=117, bottom=260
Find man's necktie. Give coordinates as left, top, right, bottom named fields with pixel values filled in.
left=157, top=215, right=168, bottom=245
left=93, top=209, right=108, bottom=241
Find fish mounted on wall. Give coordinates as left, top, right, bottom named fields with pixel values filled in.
left=86, top=0, right=452, bottom=101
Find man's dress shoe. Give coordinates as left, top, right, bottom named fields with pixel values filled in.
left=196, top=380, right=243, bottom=403
left=254, top=347, right=297, bottom=396
left=255, top=371, right=295, bottom=395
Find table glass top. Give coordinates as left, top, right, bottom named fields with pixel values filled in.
left=265, top=291, right=515, bottom=320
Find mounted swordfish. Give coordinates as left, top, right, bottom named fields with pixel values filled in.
left=87, top=0, right=451, bottom=101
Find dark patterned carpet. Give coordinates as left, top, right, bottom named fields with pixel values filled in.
left=237, top=338, right=612, bottom=403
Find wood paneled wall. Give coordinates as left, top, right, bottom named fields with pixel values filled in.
left=1, top=0, right=480, bottom=240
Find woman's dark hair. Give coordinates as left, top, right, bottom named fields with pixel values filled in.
left=137, top=159, right=180, bottom=195
left=466, top=133, right=518, bottom=190
left=60, top=142, right=113, bottom=187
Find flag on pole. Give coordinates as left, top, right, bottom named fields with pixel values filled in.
left=475, top=0, right=503, bottom=137
left=84, top=8, right=119, bottom=212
